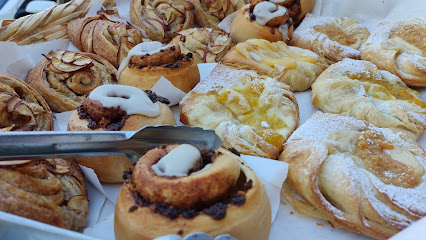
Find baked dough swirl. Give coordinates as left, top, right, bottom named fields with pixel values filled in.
left=129, top=0, right=195, bottom=43
left=0, top=159, right=88, bottom=230
left=26, top=50, right=116, bottom=112
left=0, top=73, right=53, bottom=131
left=67, top=10, right=144, bottom=68
left=280, top=112, right=426, bottom=239
left=221, top=39, right=328, bottom=91
left=180, top=64, right=299, bottom=159
left=251, top=0, right=315, bottom=25
left=311, top=58, right=426, bottom=139
left=361, top=17, right=426, bottom=87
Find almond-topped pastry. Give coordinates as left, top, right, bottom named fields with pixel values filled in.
left=311, top=58, right=426, bottom=139
left=115, top=145, right=271, bottom=240
left=361, top=17, right=426, bottom=87
left=280, top=112, right=426, bottom=239
left=0, top=73, right=53, bottom=131
left=250, top=0, right=315, bottom=25
left=221, top=39, right=328, bottom=91
left=67, top=84, right=176, bottom=183
left=180, top=64, right=299, bottom=159
left=26, top=50, right=116, bottom=112
left=231, top=2, right=294, bottom=44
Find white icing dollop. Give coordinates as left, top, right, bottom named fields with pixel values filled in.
left=89, top=84, right=160, bottom=117
left=270, top=0, right=286, bottom=3
left=253, top=2, right=288, bottom=25
left=152, top=144, right=210, bottom=177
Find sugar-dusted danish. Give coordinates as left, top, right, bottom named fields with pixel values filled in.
left=280, top=112, right=426, bottom=239
left=180, top=64, right=299, bottom=159
left=129, top=0, right=195, bottom=43
left=361, top=17, right=426, bottom=87
left=290, top=14, right=370, bottom=63
left=231, top=2, right=294, bottom=44
left=67, top=10, right=143, bottom=68
left=0, top=73, right=53, bottom=131
left=311, top=58, right=426, bottom=139
left=115, top=144, right=271, bottom=240
left=0, top=158, right=88, bottom=230
left=169, top=28, right=234, bottom=63
left=250, top=0, right=315, bottom=25
left=221, top=39, right=328, bottom=91
left=26, top=50, right=116, bottom=112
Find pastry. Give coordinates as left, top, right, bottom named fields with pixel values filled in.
left=0, top=72, right=53, bottom=131
left=311, top=58, right=426, bottom=139
left=118, top=42, right=200, bottom=93
left=220, top=39, right=328, bottom=91
left=129, top=0, right=195, bottom=43
left=0, top=158, right=88, bottom=230
left=230, top=2, right=294, bottom=44
left=290, top=14, right=370, bottom=63
left=180, top=64, right=299, bottom=159
left=280, top=112, right=426, bottom=239
left=67, top=84, right=176, bottom=183
left=115, top=144, right=271, bottom=240
left=361, top=17, right=426, bottom=87
left=67, top=10, right=144, bottom=68
left=187, top=0, right=248, bottom=29
left=250, top=0, right=315, bottom=25
left=169, top=27, right=234, bottom=63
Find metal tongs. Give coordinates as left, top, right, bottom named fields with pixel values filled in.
left=0, top=126, right=222, bottom=163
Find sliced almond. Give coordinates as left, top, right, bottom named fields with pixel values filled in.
left=52, top=57, right=86, bottom=72
left=62, top=51, right=76, bottom=63
left=0, top=160, right=32, bottom=168
left=72, top=55, right=93, bottom=66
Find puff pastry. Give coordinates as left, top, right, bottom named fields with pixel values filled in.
left=0, top=73, right=53, bottom=131
left=26, top=50, right=116, bottom=112
left=311, top=58, right=426, bottom=139
left=290, top=14, right=370, bottom=63
left=221, top=39, right=328, bottom=91
left=129, top=0, right=195, bottom=43
left=361, top=17, right=426, bottom=87
left=280, top=112, right=426, bottom=239
left=180, top=64, right=299, bottom=159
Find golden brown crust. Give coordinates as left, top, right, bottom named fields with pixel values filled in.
left=0, top=73, right=53, bottom=131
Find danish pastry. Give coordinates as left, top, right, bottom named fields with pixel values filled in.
left=115, top=145, right=271, bottom=240
left=250, top=0, right=315, bottom=25
left=0, top=73, right=53, bottom=131
left=290, top=14, right=370, bottom=63
left=361, top=17, right=426, bottom=87
left=180, top=64, right=299, bottom=159
left=311, top=58, right=426, bottom=139
left=280, top=112, right=426, bottom=239
left=221, top=39, right=328, bottom=91
left=26, top=50, right=116, bottom=112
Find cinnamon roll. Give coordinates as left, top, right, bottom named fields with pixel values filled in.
left=0, top=158, right=88, bottom=230
left=118, top=42, right=200, bottom=93
left=115, top=145, right=271, bottom=240
left=26, top=50, right=117, bottom=112
left=281, top=112, right=426, bottom=239
left=67, top=10, right=144, bottom=68
left=129, top=0, right=195, bottom=43
left=169, top=28, right=234, bottom=63
left=230, top=2, right=294, bottom=44
left=0, top=73, right=53, bottom=131
left=250, top=0, right=315, bottom=25
left=361, top=17, right=426, bottom=87
left=68, top=84, right=176, bottom=183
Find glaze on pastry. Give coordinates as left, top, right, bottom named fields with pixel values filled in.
left=250, top=0, right=315, bottom=25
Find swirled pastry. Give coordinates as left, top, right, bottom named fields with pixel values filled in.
left=250, top=0, right=315, bottom=25
left=0, top=73, right=53, bottom=131
left=290, top=14, right=370, bottom=63
left=115, top=145, right=271, bottom=240
left=129, top=0, right=195, bottom=43
left=26, top=50, right=116, bottom=112
left=221, top=39, right=328, bottom=91
left=187, top=0, right=248, bottom=29
left=169, top=28, right=234, bottom=63
left=361, top=17, right=426, bottom=87
left=231, top=2, right=294, bottom=44
left=0, top=158, right=88, bottom=230
left=311, top=58, right=426, bottom=139
left=67, top=10, right=144, bottom=68
left=280, top=112, right=426, bottom=239
left=180, top=64, right=299, bottom=159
